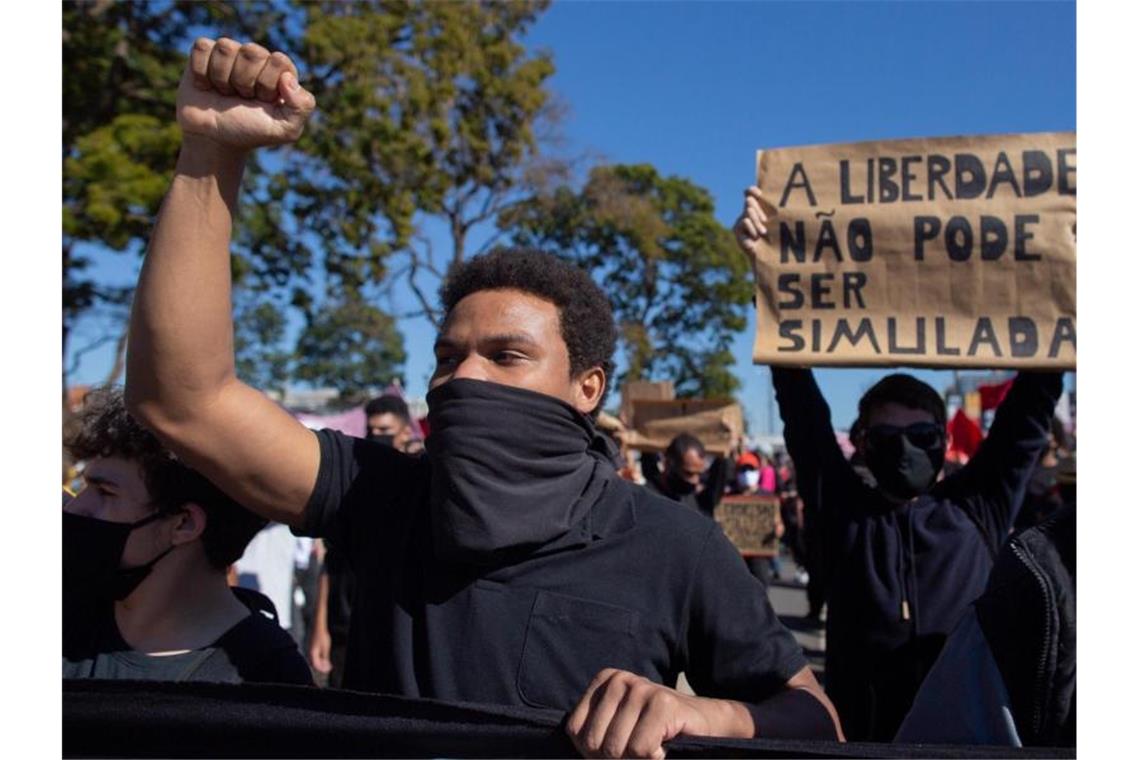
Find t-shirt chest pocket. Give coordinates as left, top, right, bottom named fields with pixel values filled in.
left=516, top=590, right=639, bottom=710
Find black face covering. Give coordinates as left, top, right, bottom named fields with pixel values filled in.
left=425, top=379, right=615, bottom=565
left=366, top=432, right=396, bottom=447
left=62, top=510, right=176, bottom=601
left=666, top=470, right=698, bottom=496
left=866, top=435, right=945, bottom=502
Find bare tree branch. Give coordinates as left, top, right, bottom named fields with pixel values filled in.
left=473, top=228, right=512, bottom=257
left=411, top=234, right=444, bottom=279
left=65, top=333, right=120, bottom=379
left=104, top=329, right=130, bottom=386
left=406, top=255, right=443, bottom=329
left=394, top=308, right=433, bottom=320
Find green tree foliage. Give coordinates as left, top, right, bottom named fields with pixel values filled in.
left=234, top=298, right=292, bottom=394
left=292, top=0, right=561, bottom=325
left=63, top=1, right=183, bottom=384
left=505, top=164, right=752, bottom=398
left=63, top=0, right=558, bottom=400
left=62, top=0, right=298, bottom=389
left=294, top=296, right=407, bottom=404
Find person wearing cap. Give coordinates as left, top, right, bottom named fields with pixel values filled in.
left=733, top=451, right=763, bottom=494
left=730, top=450, right=786, bottom=585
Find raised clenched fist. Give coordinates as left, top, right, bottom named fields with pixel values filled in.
left=176, top=37, right=316, bottom=151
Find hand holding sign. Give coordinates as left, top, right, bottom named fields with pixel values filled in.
left=745, top=132, right=1076, bottom=370
left=733, top=186, right=770, bottom=254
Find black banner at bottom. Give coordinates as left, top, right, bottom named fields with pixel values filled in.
left=63, top=680, right=1075, bottom=759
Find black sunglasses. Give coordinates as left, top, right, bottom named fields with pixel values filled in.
left=866, top=422, right=945, bottom=450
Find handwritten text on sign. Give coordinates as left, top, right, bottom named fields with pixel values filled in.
left=750, top=132, right=1076, bottom=369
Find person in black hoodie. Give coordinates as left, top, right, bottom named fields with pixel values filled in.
left=735, top=185, right=1063, bottom=740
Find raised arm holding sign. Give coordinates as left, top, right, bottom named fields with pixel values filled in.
left=733, top=135, right=1067, bottom=740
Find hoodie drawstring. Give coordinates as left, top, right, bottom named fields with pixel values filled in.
left=907, top=507, right=919, bottom=632
left=893, top=514, right=911, bottom=622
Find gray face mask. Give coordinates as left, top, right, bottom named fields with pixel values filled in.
left=865, top=424, right=946, bottom=501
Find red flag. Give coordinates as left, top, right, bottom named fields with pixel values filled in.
left=977, top=378, right=1014, bottom=411
left=947, top=409, right=984, bottom=460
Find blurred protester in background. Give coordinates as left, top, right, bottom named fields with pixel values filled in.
left=364, top=395, right=420, bottom=454
left=776, top=460, right=812, bottom=589
left=235, top=523, right=302, bottom=640
left=291, top=537, right=321, bottom=651
left=1013, top=428, right=1066, bottom=532
left=63, top=388, right=312, bottom=685
left=731, top=451, right=784, bottom=585
left=641, top=433, right=728, bottom=519
left=756, top=452, right=778, bottom=494
left=732, top=450, right=763, bottom=496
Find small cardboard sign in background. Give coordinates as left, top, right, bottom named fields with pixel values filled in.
left=620, top=380, right=675, bottom=424
left=623, top=399, right=743, bottom=456
left=715, top=495, right=780, bottom=557
left=750, top=131, right=1076, bottom=369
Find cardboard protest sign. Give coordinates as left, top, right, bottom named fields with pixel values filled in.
left=623, top=398, right=742, bottom=455
left=750, top=132, right=1076, bottom=369
left=619, top=380, right=675, bottom=424
left=715, top=495, right=780, bottom=557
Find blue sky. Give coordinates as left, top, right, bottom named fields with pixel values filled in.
left=67, top=0, right=1077, bottom=432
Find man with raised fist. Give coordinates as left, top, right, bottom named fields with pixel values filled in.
left=125, top=39, right=842, bottom=758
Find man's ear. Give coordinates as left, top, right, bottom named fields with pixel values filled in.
left=572, top=366, right=607, bottom=415
left=170, top=503, right=207, bottom=547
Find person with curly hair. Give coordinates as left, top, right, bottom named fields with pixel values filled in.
left=123, top=38, right=842, bottom=757
left=63, top=387, right=313, bottom=686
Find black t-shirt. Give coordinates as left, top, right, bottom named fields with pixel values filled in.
left=63, top=590, right=314, bottom=686
left=322, top=538, right=355, bottom=641
left=295, top=430, right=807, bottom=711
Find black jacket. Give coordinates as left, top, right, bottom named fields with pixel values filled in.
left=773, top=368, right=1062, bottom=741
left=895, top=503, right=1075, bottom=747
left=976, top=503, right=1076, bottom=745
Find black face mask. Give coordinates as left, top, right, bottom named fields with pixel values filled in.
left=865, top=429, right=945, bottom=502
left=666, top=470, right=698, bottom=496
left=425, top=379, right=615, bottom=565
left=62, top=510, right=176, bottom=601
left=366, top=432, right=396, bottom=448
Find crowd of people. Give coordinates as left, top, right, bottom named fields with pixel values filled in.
left=61, top=36, right=1076, bottom=756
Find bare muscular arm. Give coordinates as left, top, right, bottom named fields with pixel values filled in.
left=126, top=38, right=319, bottom=526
